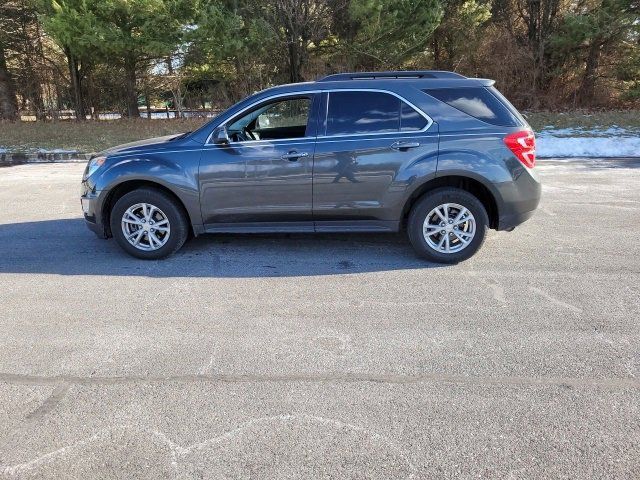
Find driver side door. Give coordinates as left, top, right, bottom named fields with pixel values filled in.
left=199, top=93, right=319, bottom=230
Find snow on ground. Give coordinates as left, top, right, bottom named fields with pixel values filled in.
left=536, top=127, right=640, bottom=158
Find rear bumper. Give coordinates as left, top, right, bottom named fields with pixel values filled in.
left=498, top=208, right=536, bottom=231
left=496, top=169, right=541, bottom=231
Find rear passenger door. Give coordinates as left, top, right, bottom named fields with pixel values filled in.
left=312, top=90, right=439, bottom=230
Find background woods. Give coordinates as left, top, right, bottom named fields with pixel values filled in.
left=0, top=0, right=638, bottom=122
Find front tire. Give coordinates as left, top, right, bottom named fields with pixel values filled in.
left=407, top=188, right=488, bottom=264
left=110, top=188, right=189, bottom=260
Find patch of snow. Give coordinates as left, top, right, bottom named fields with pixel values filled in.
left=537, top=136, right=640, bottom=158
left=538, top=126, right=638, bottom=138
left=536, top=127, right=640, bottom=158
left=36, top=148, right=80, bottom=154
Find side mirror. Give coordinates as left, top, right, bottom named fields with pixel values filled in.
left=212, top=126, right=230, bottom=145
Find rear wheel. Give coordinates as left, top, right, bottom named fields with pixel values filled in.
left=407, top=188, right=488, bottom=263
left=110, top=188, right=189, bottom=259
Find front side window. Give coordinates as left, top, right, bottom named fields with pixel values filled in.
left=227, top=96, right=311, bottom=142
left=326, top=91, right=427, bottom=136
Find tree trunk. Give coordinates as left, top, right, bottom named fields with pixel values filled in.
left=288, top=41, right=301, bottom=83
left=578, top=42, right=601, bottom=106
left=29, top=19, right=46, bottom=121
left=432, top=35, right=441, bottom=69
left=0, top=46, right=18, bottom=121
left=65, top=48, right=85, bottom=121
left=144, top=85, right=151, bottom=120
left=31, top=85, right=46, bottom=121
left=173, top=87, right=182, bottom=119
left=123, top=57, right=140, bottom=118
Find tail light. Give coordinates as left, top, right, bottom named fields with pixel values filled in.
left=504, top=130, right=535, bottom=168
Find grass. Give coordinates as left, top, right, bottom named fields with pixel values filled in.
left=1, top=110, right=639, bottom=152
left=0, top=118, right=209, bottom=153
left=523, top=110, right=640, bottom=131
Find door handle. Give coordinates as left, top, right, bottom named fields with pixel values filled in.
left=391, top=141, right=421, bottom=150
left=280, top=151, right=309, bottom=161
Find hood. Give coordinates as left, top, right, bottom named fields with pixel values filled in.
left=100, top=133, right=188, bottom=157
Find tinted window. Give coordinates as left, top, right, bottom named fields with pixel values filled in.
left=327, top=91, right=400, bottom=135
left=424, top=87, right=521, bottom=126
left=400, top=102, right=427, bottom=131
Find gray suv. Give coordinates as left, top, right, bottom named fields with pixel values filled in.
left=81, top=71, right=540, bottom=263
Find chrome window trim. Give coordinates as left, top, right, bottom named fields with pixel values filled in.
left=205, top=88, right=434, bottom=145
left=205, top=91, right=321, bottom=145
left=202, top=137, right=317, bottom=148
left=439, top=132, right=507, bottom=137
left=311, top=135, right=436, bottom=144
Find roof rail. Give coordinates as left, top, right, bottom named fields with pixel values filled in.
left=318, top=71, right=467, bottom=82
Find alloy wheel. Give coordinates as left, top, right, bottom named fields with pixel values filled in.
left=121, top=202, right=171, bottom=251
left=422, top=203, right=476, bottom=254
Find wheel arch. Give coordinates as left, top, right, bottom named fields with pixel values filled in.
left=101, top=180, right=195, bottom=238
left=401, top=175, right=500, bottom=230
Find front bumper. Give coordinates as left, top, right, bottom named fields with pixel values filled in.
left=81, top=181, right=108, bottom=238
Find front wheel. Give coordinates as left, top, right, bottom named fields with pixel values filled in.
left=407, top=188, right=488, bottom=264
left=110, top=188, right=189, bottom=260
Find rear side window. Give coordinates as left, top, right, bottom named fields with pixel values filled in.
left=424, top=87, right=521, bottom=126
left=400, top=102, right=427, bottom=131
left=326, top=91, right=427, bottom=136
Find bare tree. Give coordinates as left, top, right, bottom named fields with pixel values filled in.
left=267, top=0, right=331, bottom=83
left=0, top=1, right=23, bottom=120
left=0, top=45, right=19, bottom=120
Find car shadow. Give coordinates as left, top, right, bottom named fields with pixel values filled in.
left=0, top=218, right=445, bottom=277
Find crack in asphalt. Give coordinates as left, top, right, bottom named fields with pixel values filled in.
left=0, top=372, right=638, bottom=389
left=24, top=384, right=70, bottom=420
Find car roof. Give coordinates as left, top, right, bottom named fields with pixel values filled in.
left=258, top=71, right=494, bottom=96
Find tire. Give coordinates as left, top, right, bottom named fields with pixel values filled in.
left=407, top=187, right=488, bottom=264
left=110, top=188, right=189, bottom=260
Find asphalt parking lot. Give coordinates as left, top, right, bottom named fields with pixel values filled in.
left=0, top=158, right=639, bottom=479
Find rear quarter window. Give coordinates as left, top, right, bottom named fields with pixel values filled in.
left=424, top=87, right=521, bottom=127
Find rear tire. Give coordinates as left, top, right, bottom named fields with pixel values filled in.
left=110, top=188, right=189, bottom=260
left=407, top=187, right=488, bottom=264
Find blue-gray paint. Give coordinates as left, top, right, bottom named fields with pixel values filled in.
left=81, top=74, right=541, bottom=238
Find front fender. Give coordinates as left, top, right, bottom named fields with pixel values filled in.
left=90, top=149, right=203, bottom=229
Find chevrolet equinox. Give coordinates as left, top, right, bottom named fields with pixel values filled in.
left=81, top=71, right=541, bottom=263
